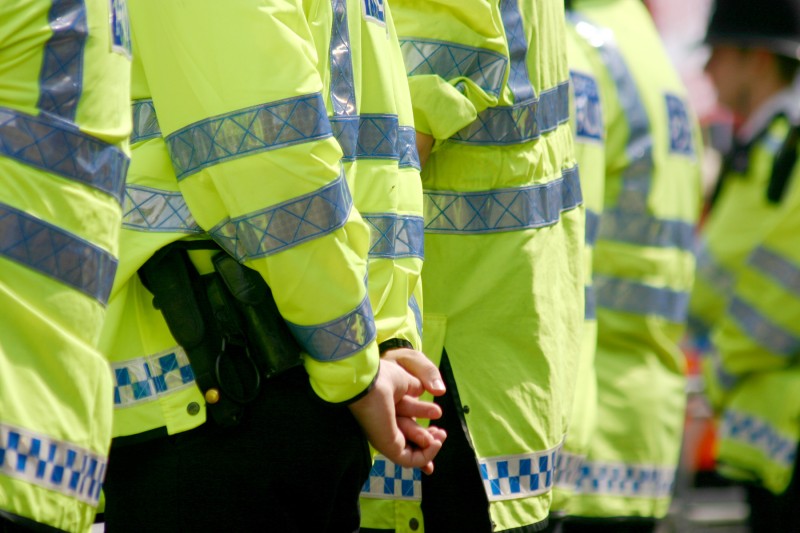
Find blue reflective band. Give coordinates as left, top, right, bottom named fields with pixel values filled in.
left=499, top=0, right=535, bottom=102
left=113, top=348, right=196, bottom=407
left=361, top=455, right=421, bottom=500
left=479, top=445, right=560, bottom=501
left=451, top=82, right=570, bottom=145
left=167, top=93, right=332, bottom=180
left=665, top=94, right=695, bottom=156
left=409, top=294, right=423, bottom=338
left=363, top=213, right=424, bottom=259
left=554, top=450, right=586, bottom=490
left=399, top=38, right=507, bottom=96
left=721, top=410, right=797, bottom=468
left=131, top=99, right=161, bottom=144
left=397, top=126, right=421, bottom=169
left=585, top=208, right=600, bottom=246
left=585, top=284, right=596, bottom=321
left=749, top=246, right=800, bottom=298
left=571, top=70, right=604, bottom=142
left=123, top=185, right=202, bottom=234
left=424, top=166, right=581, bottom=234
left=699, top=347, right=741, bottom=392
left=330, top=0, right=357, bottom=117
left=574, top=460, right=676, bottom=498
left=728, top=296, right=800, bottom=357
left=597, top=208, right=696, bottom=251
left=210, top=171, right=352, bottom=262
left=0, top=422, right=106, bottom=505
left=594, top=275, right=690, bottom=322
left=0, top=107, right=129, bottom=205
left=331, top=116, right=421, bottom=170
left=287, top=294, right=377, bottom=362
left=695, top=242, right=735, bottom=295
left=38, top=0, right=87, bottom=122
left=0, top=202, right=117, bottom=306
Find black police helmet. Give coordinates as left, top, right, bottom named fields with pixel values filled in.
left=704, top=0, right=800, bottom=59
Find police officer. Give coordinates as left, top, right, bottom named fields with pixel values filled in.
left=690, top=1, right=800, bottom=530
left=563, top=1, right=703, bottom=531
left=0, top=0, right=131, bottom=531
left=360, top=1, right=585, bottom=531
left=99, top=0, right=446, bottom=531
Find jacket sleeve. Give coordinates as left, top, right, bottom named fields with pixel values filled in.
left=391, top=0, right=504, bottom=140
left=128, top=0, right=379, bottom=403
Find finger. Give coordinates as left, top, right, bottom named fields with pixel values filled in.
left=395, top=395, right=443, bottom=420
left=397, top=416, right=435, bottom=449
left=426, top=425, right=448, bottom=444
left=383, top=348, right=446, bottom=396
left=392, top=435, right=443, bottom=473
left=382, top=359, right=425, bottom=400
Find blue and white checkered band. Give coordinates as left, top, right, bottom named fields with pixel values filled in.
left=665, top=93, right=695, bottom=156
left=331, top=115, right=421, bottom=170
left=399, top=38, right=507, bottom=96
left=112, top=348, right=196, bottom=407
left=424, top=165, right=582, bottom=234
left=749, top=246, right=800, bottom=298
left=166, top=93, right=332, bottom=181
left=209, top=170, right=352, bottom=262
left=573, top=460, right=676, bottom=498
left=570, top=70, right=603, bottom=142
left=123, top=185, right=202, bottom=234
left=695, top=240, right=735, bottom=295
left=0, top=107, right=129, bottom=205
left=594, top=274, right=690, bottom=322
left=451, top=82, right=570, bottom=145
left=362, top=0, right=385, bottom=26
left=361, top=455, right=421, bottom=500
left=38, top=0, right=87, bottom=121
left=131, top=99, right=161, bottom=144
left=363, top=213, right=424, bottom=259
left=109, top=0, right=131, bottom=58
left=720, top=409, right=798, bottom=468
left=0, top=202, right=117, bottom=306
left=499, top=0, right=535, bottom=103
left=728, top=296, right=800, bottom=357
left=0, top=422, right=107, bottom=505
left=409, top=294, right=422, bottom=337
left=596, top=209, right=696, bottom=252
left=287, top=294, right=377, bottom=362
left=554, top=449, right=586, bottom=491
left=585, top=284, right=597, bottom=321
left=480, top=444, right=561, bottom=501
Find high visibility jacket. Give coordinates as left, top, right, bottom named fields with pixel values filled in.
left=0, top=0, right=131, bottom=531
left=552, top=20, right=607, bottom=514
left=568, top=0, right=703, bottom=520
left=691, top=97, right=800, bottom=495
left=123, top=0, right=390, bottom=406
left=101, top=0, right=425, bottom=440
left=366, top=1, right=585, bottom=530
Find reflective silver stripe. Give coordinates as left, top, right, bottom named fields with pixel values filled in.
left=585, top=208, right=600, bottom=246
left=363, top=213, right=424, bottom=259
left=329, top=0, right=356, bottom=117
left=749, top=246, right=800, bottom=298
left=728, top=296, right=800, bottom=357
left=480, top=442, right=561, bottom=501
left=397, top=126, right=420, bottom=169
left=123, top=185, right=202, bottom=234
left=554, top=449, right=586, bottom=491
left=424, top=165, right=582, bottom=234
left=112, top=348, right=196, bottom=408
left=451, top=82, right=570, bottom=145
left=209, top=170, right=352, bottom=262
left=38, top=0, right=87, bottom=121
left=399, top=38, right=507, bottom=96
left=585, top=284, right=596, bottom=320
left=720, top=409, right=797, bottom=468
left=499, top=0, right=535, bottom=102
left=0, top=421, right=106, bottom=505
left=574, top=460, right=676, bottom=498
left=287, top=294, right=377, bottom=362
left=409, top=294, right=422, bottom=338
left=695, top=240, right=736, bottom=295
left=131, top=99, right=161, bottom=144
left=597, top=209, right=696, bottom=252
left=0, top=107, right=129, bottom=204
left=361, top=455, right=421, bottom=501
left=167, top=93, right=332, bottom=180
left=0, top=202, right=117, bottom=305
left=594, top=274, right=690, bottom=322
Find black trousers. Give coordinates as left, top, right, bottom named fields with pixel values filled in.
left=103, top=366, right=371, bottom=533
left=745, top=451, right=800, bottom=533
